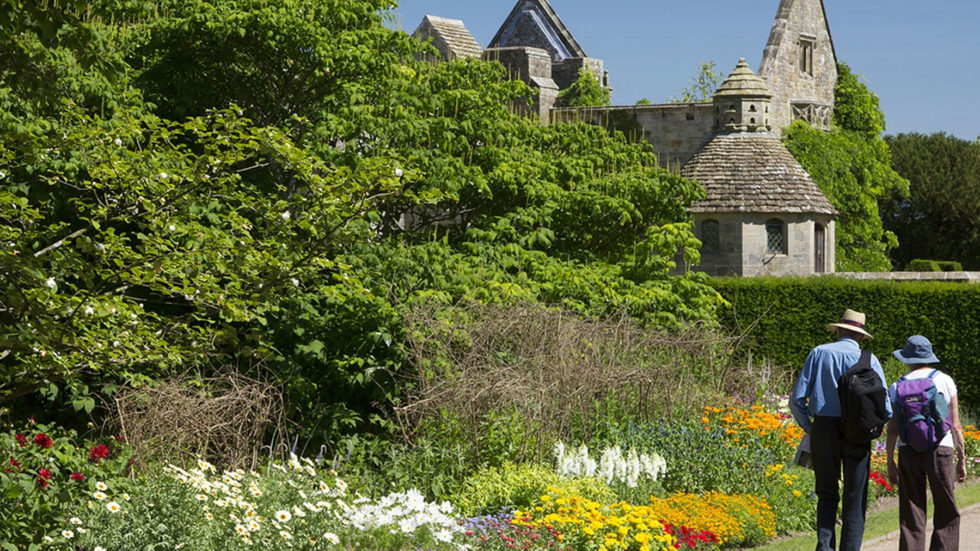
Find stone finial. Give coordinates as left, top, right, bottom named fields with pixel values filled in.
left=712, top=58, right=773, bottom=133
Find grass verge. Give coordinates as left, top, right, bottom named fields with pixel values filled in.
left=746, top=478, right=980, bottom=551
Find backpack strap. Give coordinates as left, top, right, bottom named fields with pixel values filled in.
left=928, top=369, right=939, bottom=380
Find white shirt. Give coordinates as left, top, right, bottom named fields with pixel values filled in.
left=888, top=367, right=957, bottom=448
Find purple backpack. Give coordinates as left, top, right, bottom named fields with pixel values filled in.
left=893, top=370, right=951, bottom=452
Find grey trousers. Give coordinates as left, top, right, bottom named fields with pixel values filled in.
left=898, top=445, right=960, bottom=551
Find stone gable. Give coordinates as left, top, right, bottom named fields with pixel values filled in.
left=758, top=0, right=837, bottom=134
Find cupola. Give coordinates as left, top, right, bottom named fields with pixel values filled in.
left=712, top=58, right=773, bottom=133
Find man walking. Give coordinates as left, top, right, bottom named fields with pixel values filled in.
left=886, top=335, right=967, bottom=551
left=790, top=309, right=892, bottom=551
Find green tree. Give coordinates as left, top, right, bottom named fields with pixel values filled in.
left=668, top=61, right=721, bottom=103
left=555, top=68, right=610, bottom=107
left=783, top=62, right=908, bottom=271
left=1, top=0, right=723, bottom=443
left=882, top=133, right=980, bottom=269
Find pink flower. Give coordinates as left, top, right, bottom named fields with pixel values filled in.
left=89, top=444, right=110, bottom=463
left=34, top=433, right=53, bottom=449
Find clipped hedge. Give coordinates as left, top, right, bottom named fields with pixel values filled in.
left=907, top=259, right=964, bottom=272
left=711, top=276, right=980, bottom=406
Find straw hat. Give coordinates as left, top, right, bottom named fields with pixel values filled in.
left=826, top=309, right=873, bottom=339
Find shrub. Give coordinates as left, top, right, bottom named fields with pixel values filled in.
left=711, top=277, right=980, bottom=405
left=0, top=422, right=132, bottom=548
left=907, top=259, right=963, bottom=272
left=452, top=462, right=615, bottom=516
left=610, top=418, right=775, bottom=496
left=70, top=456, right=467, bottom=551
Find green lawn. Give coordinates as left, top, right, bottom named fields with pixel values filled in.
left=748, top=479, right=980, bottom=551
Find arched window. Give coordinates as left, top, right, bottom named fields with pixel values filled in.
left=701, top=219, right=720, bottom=254
left=766, top=218, right=787, bottom=254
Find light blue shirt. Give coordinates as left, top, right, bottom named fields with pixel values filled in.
left=790, top=337, right=892, bottom=433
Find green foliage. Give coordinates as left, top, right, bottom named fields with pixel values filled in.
left=668, top=61, right=721, bottom=103
left=783, top=123, right=907, bottom=272
left=556, top=68, right=610, bottom=107
left=1, top=0, right=723, bottom=449
left=906, top=259, right=964, bottom=272
left=611, top=418, right=775, bottom=496
left=635, top=98, right=653, bottom=105
left=833, top=63, right=886, bottom=138
left=782, top=61, right=909, bottom=271
left=0, top=422, right=132, bottom=547
left=882, top=133, right=980, bottom=270
left=711, top=276, right=980, bottom=405
left=453, top=462, right=615, bottom=516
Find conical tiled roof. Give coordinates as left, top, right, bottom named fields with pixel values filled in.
left=682, top=132, right=837, bottom=215
left=714, top=58, right=771, bottom=99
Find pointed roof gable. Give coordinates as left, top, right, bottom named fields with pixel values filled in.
left=489, top=0, right=586, bottom=61
left=759, top=0, right=837, bottom=75
left=412, top=15, right=482, bottom=60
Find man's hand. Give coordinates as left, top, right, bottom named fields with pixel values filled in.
left=888, top=460, right=899, bottom=486
left=957, top=458, right=968, bottom=483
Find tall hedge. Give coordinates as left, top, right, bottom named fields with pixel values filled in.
left=711, top=277, right=980, bottom=406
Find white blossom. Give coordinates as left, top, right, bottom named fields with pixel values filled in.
left=394, top=167, right=404, bottom=178
left=45, top=277, right=56, bottom=289
left=114, top=138, right=123, bottom=146
left=281, top=211, right=291, bottom=220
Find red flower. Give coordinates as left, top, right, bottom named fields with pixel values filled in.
left=15, top=433, right=27, bottom=447
left=33, top=433, right=53, bottom=449
left=70, top=472, right=85, bottom=482
left=8, top=458, right=20, bottom=471
left=37, top=468, right=52, bottom=488
left=114, top=434, right=126, bottom=442
left=89, top=444, right=110, bottom=462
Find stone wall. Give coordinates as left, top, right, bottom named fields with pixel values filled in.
left=758, top=0, right=837, bottom=134
left=552, top=57, right=605, bottom=90
left=551, top=103, right=714, bottom=170
left=738, top=214, right=835, bottom=276
left=484, top=47, right=560, bottom=121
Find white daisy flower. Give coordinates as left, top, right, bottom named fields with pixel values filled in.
left=62, top=530, right=74, bottom=539
left=323, top=532, right=340, bottom=544
left=69, top=517, right=83, bottom=525
left=93, top=491, right=107, bottom=500
left=274, top=510, right=291, bottom=522
left=106, top=501, right=121, bottom=513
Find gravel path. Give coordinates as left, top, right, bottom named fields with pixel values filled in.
left=861, top=501, right=980, bottom=550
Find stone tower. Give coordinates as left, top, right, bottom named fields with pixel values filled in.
left=682, top=60, right=837, bottom=277
left=758, top=0, right=837, bottom=134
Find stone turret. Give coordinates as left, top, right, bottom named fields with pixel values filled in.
left=713, top=58, right=773, bottom=133
left=680, top=59, right=837, bottom=277
left=758, top=0, right=837, bottom=134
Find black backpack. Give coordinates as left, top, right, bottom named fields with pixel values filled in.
left=837, top=350, right=889, bottom=444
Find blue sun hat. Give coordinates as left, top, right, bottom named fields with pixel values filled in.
left=893, top=335, right=940, bottom=365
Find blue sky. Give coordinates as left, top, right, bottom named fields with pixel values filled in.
left=389, top=1, right=980, bottom=140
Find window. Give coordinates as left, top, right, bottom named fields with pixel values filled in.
left=701, top=219, right=720, bottom=254
left=766, top=218, right=787, bottom=254
left=799, top=38, right=814, bottom=76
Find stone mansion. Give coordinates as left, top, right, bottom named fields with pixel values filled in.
left=413, top=0, right=840, bottom=278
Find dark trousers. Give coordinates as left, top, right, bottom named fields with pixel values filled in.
left=898, top=445, right=959, bottom=551
left=811, top=416, right=871, bottom=551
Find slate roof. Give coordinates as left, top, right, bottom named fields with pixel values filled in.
left=682, top=132, right=837, bottom=215
left=489, top=0, right=586, bottom=60
left=412, top=15, right=482, bottom=60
